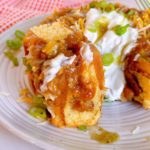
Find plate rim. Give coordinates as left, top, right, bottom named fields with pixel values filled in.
left=0, top=1, right=144, bottom=149
left=0, top=14, right=64, bottom=150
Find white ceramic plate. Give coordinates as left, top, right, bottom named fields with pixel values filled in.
left=0, top=1, right=150, bottom=150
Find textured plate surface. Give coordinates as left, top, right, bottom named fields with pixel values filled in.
left=0, top=1, right=150, bottom=150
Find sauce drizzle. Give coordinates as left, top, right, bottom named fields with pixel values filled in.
left=90, top=127, right=120, bottom=144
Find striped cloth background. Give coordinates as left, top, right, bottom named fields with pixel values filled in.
left=0, top=0, right=149, bottom=33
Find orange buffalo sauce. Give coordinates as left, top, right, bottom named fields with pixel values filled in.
left=46, top=72, right=68, bottom=127
left=72, top=79, right=96, bottom=112
left=70, top=60, right=96, bottom=111
left=45, top=54, right=97, bottom=112
left=91, top=45, right=105, bottom=90
left=42, top=43, right=105, bottom=113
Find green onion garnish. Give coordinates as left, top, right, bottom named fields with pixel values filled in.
left=127, top=10, right=135, bottom=16
left=102, top=53, right=114, bottom=66
left=77, top=125, right=87, bottom=131
left=97, top=16, right=109, bottom=27
left=89, top=1, right=115, bottom=12
left=88, top=26, right=97, bottom=32
left=28, top=107, right=47, bottom=120
left=22, top=57, right=28, bottom=66
left=6, top=39, right=22, bottom=50
left=15, top=30, right=25, bottom=40
left=88, top=19, right=101, bottom=32
left=32, top=95, right=45, bottom=108
left=4, top=51, right=19, bottom=66
left=105, top=3, right=115, bottom=12
left=89, top=1, right=97, bottom=8
left=4, top=30, right=25, bottom=67
left=94, top=19, right=102, bottom=28
left=22, top=57, right=32, bottom=72
left=113, top=24, right=130, bottom=36
left=90, top=1, right=107, bottom=10
left=93, top=17, right=109, bottom=43
left=97, top=1, right=108, bottom=10
left=88, top=16, right=109, bottom=34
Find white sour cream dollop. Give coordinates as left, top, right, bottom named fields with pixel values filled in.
left=80, top=43, right=93, bottom=64
left=85, top=9, right=138, bottom=101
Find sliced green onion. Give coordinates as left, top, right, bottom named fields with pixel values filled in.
left=87, top=19, right=101, bottom=32
left=97, top=1, right=108, bottom=10
left=22, top=57, right=28, bottom=65
left=97, top=16, right=109, bottom=27
left=89, top=1, right=97, bottom=8
left=22, top=57, right=32, bottom=72
left=88, top=16, right=109, bottom=33
left=102, top=53, right=114, bottom=66
left=94, top=30, right=103, bottom=44
left=105, top=3, right=115, bottom=12
left=32, top=95, right=45, bottom=108
left=28, top=107, right=47, bottom=119
left=90, top=1, right=108, bottom=10
left=15, top=30, right=25, bottom=40
left=6, top=39, right=22, bottom=50
left=127, top=10, right=135, bottom=16
left=93, top=17, right=109, bottom=43
left=88, top=26, right=97, bottom=32
left=122, top=12, right=128, bottom=18
left=113, top=24, right=130, bottom=36
left=88, top=17, right=109, bottom=43
left=116, top=55, right=121, bottom=64
left=77, top=125, right=87, bottom=131
left=88, top=21, right=100, bottom=33
left=90, top=1, right=115, bottom=12
left=4, top=51, right=19, bottom=66
left=94, top=19, right=101, bottom=28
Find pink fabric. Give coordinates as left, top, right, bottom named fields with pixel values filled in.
left=0, top=0, right=140, bottom=33
left=0, top=0, right=93, bottom=33
left=0, top=0, right=62, bottom=33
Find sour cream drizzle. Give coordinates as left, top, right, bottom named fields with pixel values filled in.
left=80, top=43, right=93, bottom=64
left=40, top=53, right=76, bottom=92
left=85, top=9, right=138, bottom=101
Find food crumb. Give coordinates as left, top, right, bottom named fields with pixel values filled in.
left=133, top=54, right=140, bottom=61
left=0, top=91, right=10, bottom=96
left=131, top=126, right=140, bottom=134
left=146, top=136, right=150, bottom=142
left=37, top=121, right=48, bottom=126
